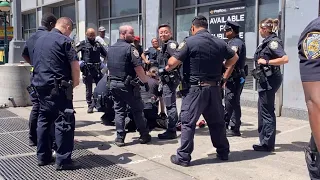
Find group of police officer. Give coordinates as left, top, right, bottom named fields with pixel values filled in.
left=24, top=10, right=318, bottom=172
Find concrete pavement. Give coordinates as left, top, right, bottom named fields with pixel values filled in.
left=8, top=83, right=311, bottom=180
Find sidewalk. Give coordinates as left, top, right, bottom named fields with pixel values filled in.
left=6, top=83, right=311, bottom=180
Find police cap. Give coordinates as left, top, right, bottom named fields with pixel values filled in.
left=224, top=21, right=241, bottom=31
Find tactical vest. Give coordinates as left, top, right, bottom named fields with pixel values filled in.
left=157, top=42, right=171, bottom=68
left=82, top=41, right=102, bottom=63
left=107, top=41, right=135, bottom=80
left=253, top=33, right=282, bottom=74
left=148, top=47, right=158, bottom=61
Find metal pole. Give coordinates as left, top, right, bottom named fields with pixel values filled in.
left=4, top=11, right=8, bottom=63
left=12, top=0, right=22, bottom=40
left=275, top=0, right=286, bottom=117
left=141, top=0, right=146, bottom=49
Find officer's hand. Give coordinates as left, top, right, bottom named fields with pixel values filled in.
left=146, top=60, right=151, bottom=64
left=144, top=83, right=150, bottom=92
left=257, top=58, right=267, bottom=65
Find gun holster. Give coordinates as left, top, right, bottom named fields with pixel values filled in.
left=61, top=80, right=73, bottom=101
left=27, top=85, right=39, bottom=99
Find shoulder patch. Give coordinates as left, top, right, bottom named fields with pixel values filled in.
left=145, top=48, right=149, bottom=51
left=231, top=46, right=238, bottom=52
left=75, top=42, right=80, bottom=47
left=303, top=32, right=320, bottom=60
left=178, top=41, right=186, bottom=50
left=133, top=49, right=140, bottom=58
left=169, top=42, right=177, bottom=49
left=269, top=41, right=279, bottom=50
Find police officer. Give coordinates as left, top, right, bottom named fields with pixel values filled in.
left=108, top=25, right=151, bottom=147
left=32, top=17, right=80, bottom=170
left=157, top=24, right=180, bottom=139
left=252, top=18, right=288, bottom=152
left=92, top=74, right=115, bottom=126
left=76, top=28, right=107, bottom=113
left=22, top=13, right=57, bottom=146
left=298, top=16, right=320, bottom=179
left=222, top=21, right=247, bottom=137
left=166, top=15, right=238, bottom=166
left=141, top=38, right=161, bottom=70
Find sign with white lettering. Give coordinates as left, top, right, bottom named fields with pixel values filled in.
left=209, top=3, right=246, bottom=40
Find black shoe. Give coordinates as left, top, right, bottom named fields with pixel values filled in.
left=216, top=153, right=229, bottom=161
left=170, top=155, right=189, bottom=167
left=87, top=107, right=94, bottom=114
left=114, top=138, right=125, bottom=147
left=38, top=157, right=55, bottom=166
left=226, top=129, right=241, bottom=137
left=253, top=144, right=275, bottom=152
left=158, top=131, right=177, bottom=140
left=28, top=139, right=37, bottom=146
left=139, top=134, right=151, bottom=144
left=55, top=161, right=81, bottom=171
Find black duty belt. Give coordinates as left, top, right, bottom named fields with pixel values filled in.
left=190, top=81, right=218, bottom=87
left=109, top=76, right=124, bottom=81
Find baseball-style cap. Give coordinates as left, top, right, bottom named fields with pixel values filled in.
left=98, top=26, right=106, bottom=31
left=224, top=21, right=241, bottom=31
left=134, top=36, right=140, bottom=41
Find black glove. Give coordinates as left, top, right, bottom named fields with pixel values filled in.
left=144, top=83, right=150, bottom=92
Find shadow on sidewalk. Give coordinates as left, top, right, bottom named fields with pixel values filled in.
left=75, top=120, right=101, bottom=128
left=126, top=136, right=179, bottom=146
left=75, top=140, right=112, bottom=151
left=275, top=141, right=308, bottom=152
left=241, top=129, right=281, bottom=138
left=191, top=150, right=275, bottom=166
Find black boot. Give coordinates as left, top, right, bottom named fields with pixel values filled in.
left=158, top=131, right=177, bottom=140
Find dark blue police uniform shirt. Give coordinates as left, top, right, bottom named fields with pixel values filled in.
left=76, top=40, right=107, bottom=62
left=173, top=29, right=235, bottom=82
left=141, top=77, right=160, bottom=109
left=262, top=33, right=286, bottom=60
left=298, top=17, right=320, bottom=82
left=22, top=26, right=49, bottom=64
left=32, top=28, right=78, bottom=87
left=228, top=35, right=246, bottom=69
left=94, top=75, right=109, bottom=96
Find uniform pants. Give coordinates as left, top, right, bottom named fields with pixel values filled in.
left=110, top=80, right=149, bottom=139
left=162, top=80, right=180, bottom=132
left=257, top=75, right=282, bottom=148
left=224, top=77, right=245, bottom=130
left=83, top=74, right=102, bottom=107
left=29, top=95, right=39, bottom=144
left=37, top=88, right=75, bottom=165
left=305, top=135, right=320, bottom=179
left=177, top=86, right=230, bottom=163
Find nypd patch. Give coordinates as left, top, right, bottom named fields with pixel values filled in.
left=178, top=41, right=186, bottom=50
left=231, top=46, right=238, bottom=52
left=133, top=49, right=139, bottom=58
left=303, top=32, right=320, bottom=60
left=269, top=41, right=278, bottom=50
left=170, top=43, right=177, bottom=49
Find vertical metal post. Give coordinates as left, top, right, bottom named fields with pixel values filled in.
left=12, top=0, right=22, bottom=40
left=4, top=11, right=8, bottom=63
left=275, top=0, right=286, bottom=117
left=141, top=0, right=146, bottom=49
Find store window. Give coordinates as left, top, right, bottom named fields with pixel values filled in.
left=258, top=0, right=279, bottom=43
left=52, top=4, right=77, bottom=40
left=198, top=0, right=216, bottom=4
left=98, top=0, right=141, bottom=46
left=22, top=12, right=37, bottom=40
left=176, top=8, right=195, bottom=43
left=176, top=0, right=196, bottom=7
left=111, top=0, right=139, bottom=17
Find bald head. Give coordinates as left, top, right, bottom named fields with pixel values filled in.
left=55, top=17, right=73, bottom=36
left=119, top=25, right=135, bottom=43
left=86, top=28, right=96, bottom=42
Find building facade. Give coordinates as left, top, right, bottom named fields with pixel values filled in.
left=19, top=0, right=320, bottom=119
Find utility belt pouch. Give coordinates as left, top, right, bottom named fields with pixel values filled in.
left=26, top=85, right=39, bottom=99
left=124, top=75, right=133, bottom=86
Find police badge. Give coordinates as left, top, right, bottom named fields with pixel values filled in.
left=170, top=42, right=177, bottom=49
left=269, top=41, right=278, bottom=50
left=178, top=41, right=186, bottom=50
left=231, top=46, right=238, bottom=52
left=303, top=32, right=320, bottom=60
left=133, top=49, right=140, bottom=58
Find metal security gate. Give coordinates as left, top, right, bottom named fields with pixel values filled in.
left=0, top=109, right=143, bottom=180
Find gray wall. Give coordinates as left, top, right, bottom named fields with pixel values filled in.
left=282, top=0, right=319, bottom=111
left=21, top=0, right=37, bottom=12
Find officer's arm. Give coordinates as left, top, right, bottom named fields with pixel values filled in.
left=224, top=43, right=238, bottom=69
left=223, top=44, right=239, bottom=79
left=21, top=45, right=31, bottom=64
left=66, top=41, right=80, bottom=87
left=99, top=42, right=108, bottom=59
left=141, top=53, right=148, bottom=63
left=302, top=82, right=320, bottom=150
left=261, top=41, right=289, bottom=65
left=131, top=47, right=149, bottom=83
left=166, top=41, right=187, bottom=71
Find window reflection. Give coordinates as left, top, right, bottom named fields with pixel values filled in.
left=111, top=0, right=139, bottom=17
